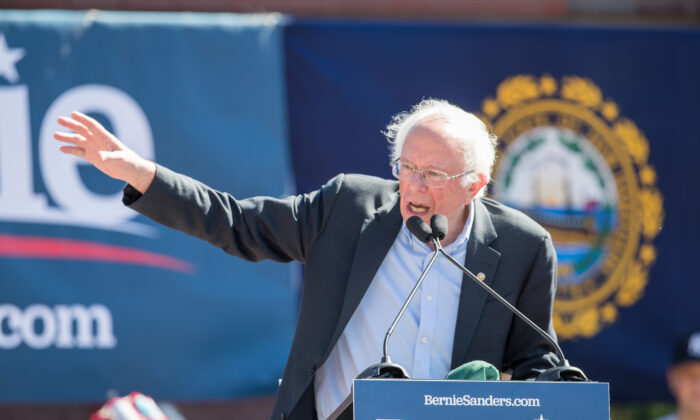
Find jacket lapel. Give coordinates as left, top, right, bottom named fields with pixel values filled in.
left=324, top=190, right=402, bottom=360
left=450, top=199, right=501, bottom=368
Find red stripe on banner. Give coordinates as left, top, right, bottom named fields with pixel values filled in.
left=0, top=234, right=195, bottom=274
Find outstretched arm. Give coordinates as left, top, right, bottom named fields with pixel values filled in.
left=54, top=111, right=156, bottom=193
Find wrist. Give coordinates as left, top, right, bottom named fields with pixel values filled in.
left=127, top=158, right=156, bottom=194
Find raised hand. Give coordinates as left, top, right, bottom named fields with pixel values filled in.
left=54, top=111, right=156, bottom=193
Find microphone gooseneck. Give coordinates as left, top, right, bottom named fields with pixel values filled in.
left=356, top=216, right=437, bottom=380
left=382, top=217, right=438, bottom=364
left=430, top=214, right=588, bottom=382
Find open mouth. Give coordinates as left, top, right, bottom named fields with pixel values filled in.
left=408, top=202, right=430, bottom=214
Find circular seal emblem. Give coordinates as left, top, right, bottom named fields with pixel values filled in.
left=481, top=74, right=664, bottom=340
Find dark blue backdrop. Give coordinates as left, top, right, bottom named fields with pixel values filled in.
left=285, top=19, right=700, bottom=401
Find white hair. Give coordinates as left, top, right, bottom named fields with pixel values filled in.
left=384, top=98, right=498, bottom=198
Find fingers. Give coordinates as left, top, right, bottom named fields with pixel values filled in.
left=53, top=131, right=86, bottom=145
left=57, top=116, right=91, bottom=137
left=71, top=111, right=105, bottom=133
left=59, top=145, right=86, bottom=158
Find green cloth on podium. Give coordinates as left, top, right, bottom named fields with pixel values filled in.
left=445, top=360, right=501, bottom=381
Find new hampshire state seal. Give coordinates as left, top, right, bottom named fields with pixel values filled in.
left=481, top=74, right=664, bottom=340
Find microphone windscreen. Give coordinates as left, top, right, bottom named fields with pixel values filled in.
left=446, top=360, right=500, bottom=381
left=430, top=214, right=448, bottom=241
left=406, top=216, right=432, bottom=242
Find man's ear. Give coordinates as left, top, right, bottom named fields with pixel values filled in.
left=467, top=173, right=489, bottom=199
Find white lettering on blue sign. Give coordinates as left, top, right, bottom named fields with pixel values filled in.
left=0, top=303, right=117, bottom=349
left=0, top=34, right=156, bottom=236
left=423, top=394, right=540, bottom=407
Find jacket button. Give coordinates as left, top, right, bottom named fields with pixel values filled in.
left=280, top=412, right=285, bottom=419
left=308, top=364, right=316, bottom=375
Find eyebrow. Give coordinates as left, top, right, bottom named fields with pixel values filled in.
left=400, top=158, right=448, bottom=173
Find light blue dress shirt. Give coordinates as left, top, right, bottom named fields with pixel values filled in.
left=314, top=201, right=475, bottom=420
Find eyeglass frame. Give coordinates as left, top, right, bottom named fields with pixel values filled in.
left=390, top=158, right=474, bottom=188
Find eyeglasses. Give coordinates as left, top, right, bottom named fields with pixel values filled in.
left=391, top=159, right=474, bottom=189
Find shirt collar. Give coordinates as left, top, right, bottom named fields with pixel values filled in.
left=402, top=200, right=475, bottom=255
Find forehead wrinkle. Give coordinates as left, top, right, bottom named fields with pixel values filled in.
left=403, top=122, right=468, bottom=172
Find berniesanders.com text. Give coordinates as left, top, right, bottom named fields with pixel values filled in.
left=424, top=394, right=540, bottom=407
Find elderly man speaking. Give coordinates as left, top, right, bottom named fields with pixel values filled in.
left=54, top=99, right=560, bottom=420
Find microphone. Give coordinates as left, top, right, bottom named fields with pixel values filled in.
left=356, top=216, right=439, bottom=380
left=429, top=214, right=588, bottom=382
left=407, top=215, right=434, bottom=242
left=430, top=214, right=447, bottom=241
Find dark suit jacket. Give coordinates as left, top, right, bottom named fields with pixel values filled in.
left=125, top=165, right=559, bottom=420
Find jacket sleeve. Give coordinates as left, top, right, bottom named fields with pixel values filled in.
left=504, top=232, right=560, bottom=379
left=124, top=164, right=343, bottom=263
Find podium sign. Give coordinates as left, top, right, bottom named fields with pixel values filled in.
left=353, top=379, right=609, bottom=420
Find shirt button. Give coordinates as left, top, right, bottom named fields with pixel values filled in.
left=426, top=295, right=433, bottom=302
left=421, top=337, right=428, bottom=344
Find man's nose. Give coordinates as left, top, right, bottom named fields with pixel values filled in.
left=408, top=170, right=428, bottom=190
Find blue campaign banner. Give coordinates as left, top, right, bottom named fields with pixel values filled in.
left=354, top=379, right=609, bottom=420
left=285, top=20, right=700, bottom=401
left=0, top=11, right=295, bottom=402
